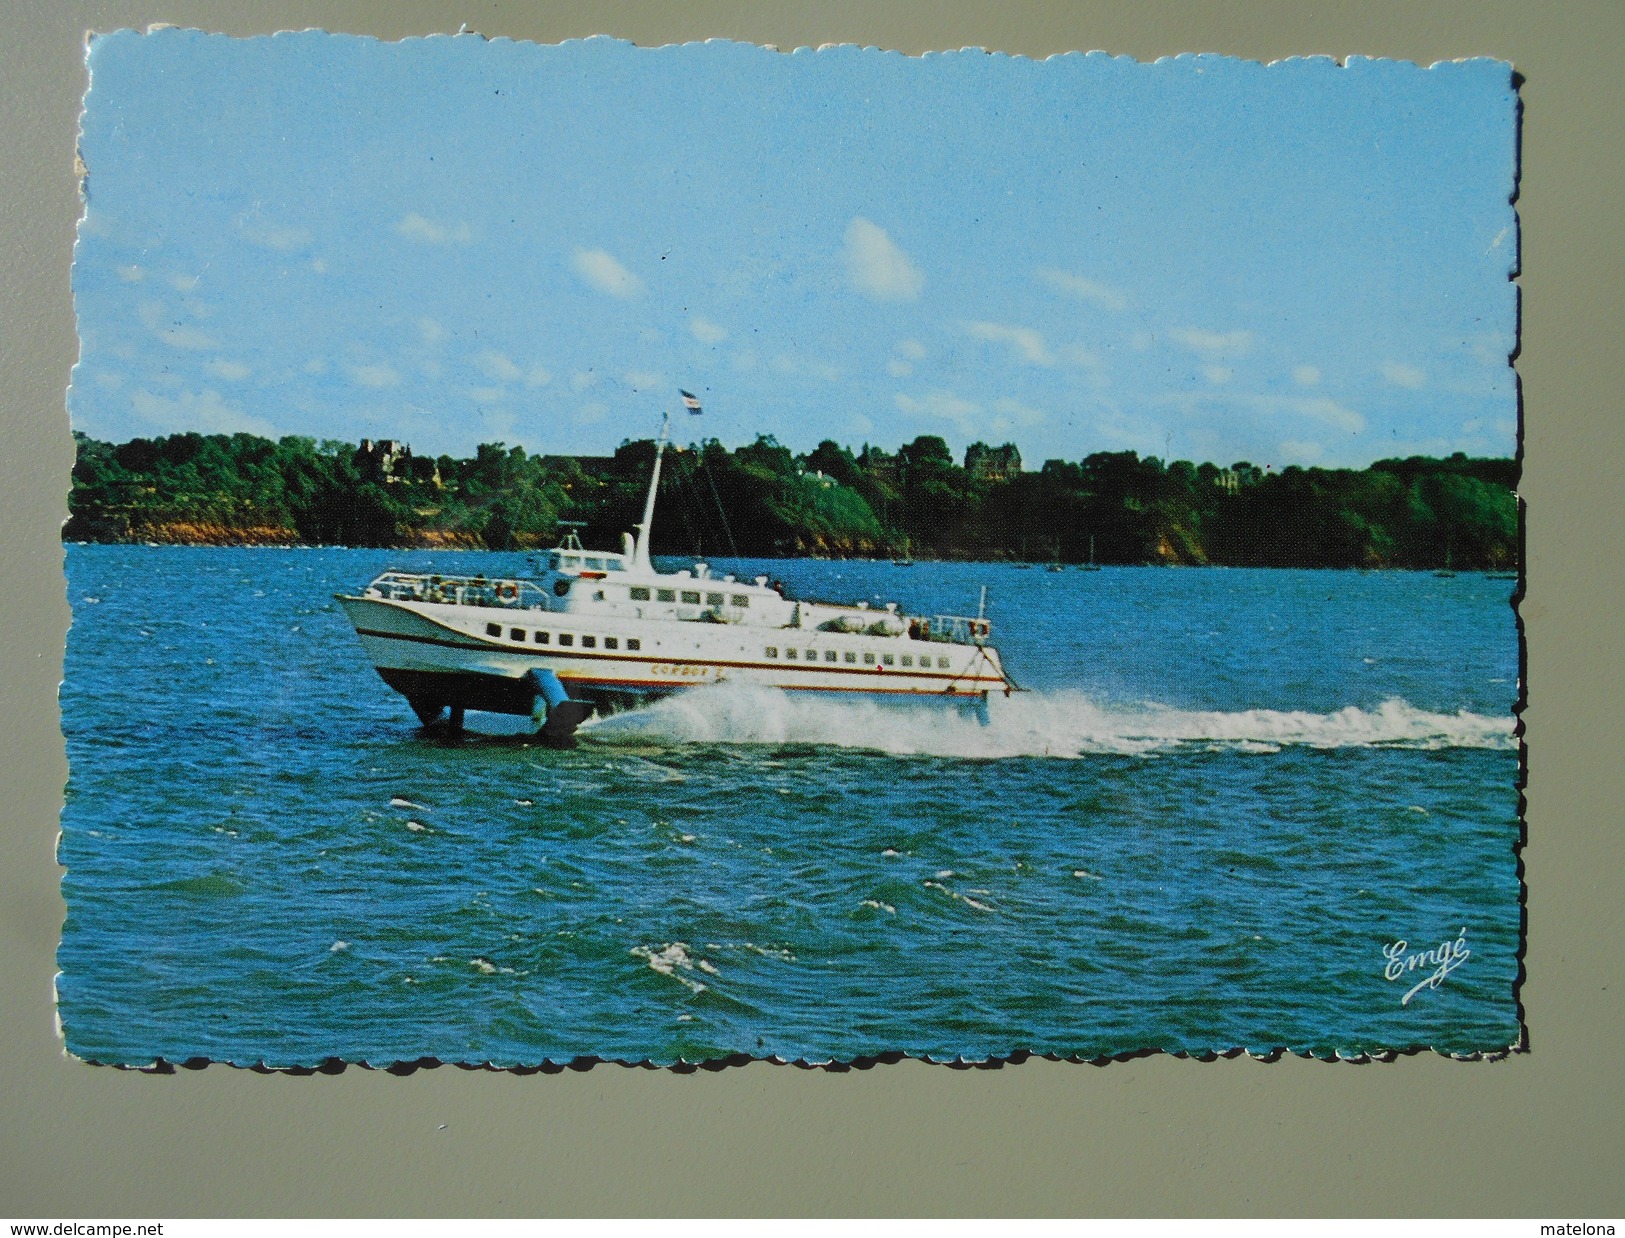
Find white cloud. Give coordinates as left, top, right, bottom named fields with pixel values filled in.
left=896, top=339, right=927, bottom=361
left=310, top=258, right=326, bottom=275
left=419, top=318, right=446, bottom=345
left=168, top=273, right=199, bottom=292
left=1279, top=440, right=1326, bottom=463
left=304, top=358, right=327, bottom=375
left=468, top=386, right=508, bottom=403
left=1035, top=268, right=1128, bottom=311
left=349, top=364, right=400, bottom=388
left=476, top=350, right=524, bottom=382
left=964, top=321, right=1053, bottom=366
left=93, top=372, right=122, bottom=389
left=895, top=390, right=1043, bottom=438
left=571, top=371, right=598, bottom=391
left=1202, top=365, right=1233, bottom=385
left=575, top=401, right=610, bottom=426
left=239, top=218, right=311, bottom=251
left=138, top=300, right=217, bottom=351
left=690, top=317, right=727, bottom=344
left=396, top=214, right=472, bottom=245
left=116, top=264, right=145, bottom=282
left=1060, top=344, right=1104, bottom=368
left=1382, top=361, right=1427, bottom=389
left=844, top=217, right=923, bottom=301
left=624, top=370, right=664, bottom=389
left=1272, top=396, right=1364, bottom=434
left=887, top=358, right=913, bottom=378
left=572, top=248, right=644, bottom=298
left=205, top=359, right=250, bottom=381
left=1158, top=391, right=1365, bottom=435
left=1171, top=328, right=1254, bottom=359
left=129, top=387, right=276, bottom=438
left=468, top=351, right=549, bottom=387
left=895, top=390, right=982, bottom=437
left=1293, top=365, right=1321, bottom=386
left=851, top=414, right=874, bottom=435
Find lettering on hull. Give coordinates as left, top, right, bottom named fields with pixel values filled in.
left=649, top=663, right=720, bottom=680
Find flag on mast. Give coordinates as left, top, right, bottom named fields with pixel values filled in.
left=680, top=389, right=702, bottom=415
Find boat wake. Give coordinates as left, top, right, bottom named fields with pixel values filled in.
left=583, top=684, right=1516, bottom=759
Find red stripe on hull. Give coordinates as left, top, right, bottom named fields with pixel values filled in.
left=375, top=666, right=995, bottom=719
left=354, top=625, right=1007, bottom=687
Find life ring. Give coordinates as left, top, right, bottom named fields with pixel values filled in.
left=497, top=583, right=518, bottom=601
left=970, top=619, right=990, bottom=640
left=553, top=579, right=570, bottom=597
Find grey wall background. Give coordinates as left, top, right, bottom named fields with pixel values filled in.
left=2, top=1, right=1619, bottom=1218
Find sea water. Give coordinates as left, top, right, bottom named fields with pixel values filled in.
left=57, top=546, right=1521, bottom=1065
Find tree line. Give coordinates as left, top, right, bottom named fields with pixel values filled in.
left=65, top=429, right=1519, bottom=569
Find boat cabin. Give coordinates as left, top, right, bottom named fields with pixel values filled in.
left=357, top=416, right=994, bottom=646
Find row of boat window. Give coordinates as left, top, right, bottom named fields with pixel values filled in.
left=765, top=647, right=952, bottom=669
left=487, top=622, right=641, bottom=652
left=482, top=620, right=951, bottom=670
left=626, top=586, right=751, bottom=606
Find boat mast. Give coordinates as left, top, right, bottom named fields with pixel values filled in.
left=632, top=413, right=671, bottom=571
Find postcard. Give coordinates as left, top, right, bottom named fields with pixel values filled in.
left=60, top=31, right=1520, bottom=1067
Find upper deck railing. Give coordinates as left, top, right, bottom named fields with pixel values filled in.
left=363, top=570, right=551, bottom=610
left=361, top=570, right=993, bottom=643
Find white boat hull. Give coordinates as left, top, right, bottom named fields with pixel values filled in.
left=338, top=593, right=1010, bottom=720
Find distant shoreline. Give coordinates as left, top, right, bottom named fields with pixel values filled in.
left=64, top=536, right=1522, bottom=575
left=67, top=430, right=1520, bottom=572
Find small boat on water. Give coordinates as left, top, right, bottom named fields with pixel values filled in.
left=1079, top=534, right=1102, bottom=571
left=1434, top=540, right=1457, bottom=577
left=337, top=416, right=1013, bottom=745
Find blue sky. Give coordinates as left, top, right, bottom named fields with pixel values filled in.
left=71, top=32, right=1518, bottom=469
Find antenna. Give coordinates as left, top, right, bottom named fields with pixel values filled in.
left=631, top=414, right=671, bottom=571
